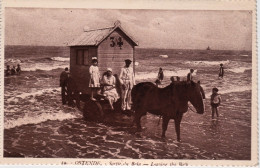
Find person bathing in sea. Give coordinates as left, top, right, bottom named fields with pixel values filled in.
left=157, top=67, right=164, bottom=83
left=187, top=69, right=194, bottom=82
left=210, top=87, right=221, bottom=119
left=5, top=65, right=11, bottom=76
left=219, top=63, right=224, bottom=78
left=170, top=76, right=175, bottom=84
left=89, top=57, right=101, bottom=101
left=11, top=65, right=16, bottom=75
left=155, top=67, right=164, bottom=87
left=16, top=64, right=21, bottom=75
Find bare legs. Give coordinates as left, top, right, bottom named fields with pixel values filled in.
left=211, top=107, right=219, bottom=119
left=107, top=98, right=114, bottom=110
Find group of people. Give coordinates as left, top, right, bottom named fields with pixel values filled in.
left=5, top=64, right=21, bottom=76
left=60, top=57, right=135, bottom=111
left=155, top=63, right=224, bottom=120
left=89, top=57, right=135, bottom=111
left=60, top=58, right=224, bottom=118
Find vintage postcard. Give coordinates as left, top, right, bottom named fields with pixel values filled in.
left=0, top=0, right=258, bottom=167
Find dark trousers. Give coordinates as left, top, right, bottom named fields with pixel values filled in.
left=61, top=86, right=66, bottom=104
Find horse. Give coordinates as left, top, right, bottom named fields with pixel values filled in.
left=131, top=81, right=205, bottom=142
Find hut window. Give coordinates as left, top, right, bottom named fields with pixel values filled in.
left=76, top=49, right=90, bottom=65
left=83, top=50, right=90, bottom=65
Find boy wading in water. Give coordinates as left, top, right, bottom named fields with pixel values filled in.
left=155, top=67, right=164, bottom=87
left=187, top=69, right=194, bottom=82
left=210, top=87, right=221, bottom=119
left=219, top=63, right=224, bottom=78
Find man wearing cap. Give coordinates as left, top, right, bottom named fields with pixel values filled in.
left=119, top=59, right=136, bottom=111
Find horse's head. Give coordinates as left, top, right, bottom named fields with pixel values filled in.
left=186, top=81, right=205, bottom=114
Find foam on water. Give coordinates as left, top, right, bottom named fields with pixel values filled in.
left=5, top=110, right=79, bottom=129
left=135, top=69, right=197, bottom=80
left=205, top=85, right=251, bottom=98
left=226, top=67, right=251, bottom=73
left=7, top=87, right=60, bottom=103
left=185, top=60, right=230, bottom=66
left=22, top=63, right=67, bottom=71
left=159, top=55, right=168, bottom=58
left=240, top=54, right=249, bottom=57
left=4, top=58, right=22, bottom=65
left=50, top=57, right=70, bottom=62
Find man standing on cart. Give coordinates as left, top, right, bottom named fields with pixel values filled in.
left=119, top=59, right=136, bottom=111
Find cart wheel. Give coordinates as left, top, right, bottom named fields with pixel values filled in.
left=83, top=99, right=103, bottom=121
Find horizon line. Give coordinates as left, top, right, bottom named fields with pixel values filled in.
left=4, top=44, right=252, bottom=52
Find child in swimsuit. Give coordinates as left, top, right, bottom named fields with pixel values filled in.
left=210, top=87, right=221, bottom=119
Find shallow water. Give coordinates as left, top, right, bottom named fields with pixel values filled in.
left=4, top=48, right=252, bottom=159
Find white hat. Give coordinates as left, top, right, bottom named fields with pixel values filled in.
left=107, top=68, right=112, bottom=72
left=92, top=57, right=97, bottom=60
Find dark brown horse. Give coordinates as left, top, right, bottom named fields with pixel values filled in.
left=131, top=81, right=205, bottom=141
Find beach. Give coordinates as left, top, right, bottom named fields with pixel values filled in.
left=4, top=46, right=252, bottom=159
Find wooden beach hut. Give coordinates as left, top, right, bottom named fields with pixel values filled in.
left=69, top=21, right=138, bottom=94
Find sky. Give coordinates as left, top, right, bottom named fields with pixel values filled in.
left=5, top=8, right=252, bottom=50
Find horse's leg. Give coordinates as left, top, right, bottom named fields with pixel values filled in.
left=174, top=113, right=183, bottom=142
left=133, top=109, right=143, bottom=131
left=162, top=116, right=170, bottom=138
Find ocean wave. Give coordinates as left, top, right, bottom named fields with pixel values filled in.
left=185, top=60, right=230, bottom=66
left=135, top=69, right=197, bottom=80
left=205, top=85, right=251, bottom=98
left=22, top=63, right=68, bottom=71
left=4, top=110, right=78, bottom=129
left=4, top=58, right=22, bottom=65
left=226, top=67, right=251, bottom=73
left=240, top=54, right=249, bottom=57
left=51, top=57, right=70, bottom=62
left=7, top=87, right=60, bottom=102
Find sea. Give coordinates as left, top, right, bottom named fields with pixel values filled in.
left=3, top=45, right=252, bottom=159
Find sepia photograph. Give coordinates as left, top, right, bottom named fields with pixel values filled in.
left=1, top=0, right=257, bottom=166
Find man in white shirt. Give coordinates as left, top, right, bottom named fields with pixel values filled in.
left=119, top=59, right=136, bottom=110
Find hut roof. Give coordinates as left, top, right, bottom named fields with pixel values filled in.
left=69, top=22, right=138, bottom=46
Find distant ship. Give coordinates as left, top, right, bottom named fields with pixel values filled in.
left=206, top=46, right=211, bottom=50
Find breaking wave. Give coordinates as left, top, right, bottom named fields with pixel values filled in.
left=50, top=57, right=70, bottom=62
left=226, top=67, right=251, bottom=73
left=5, top=110, right=79, bottom=129
left=205, top=85, right=251, bottom=98
left=135, top=69, right=197, bottom=80
left=185, top=60, right=230, bottom=66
